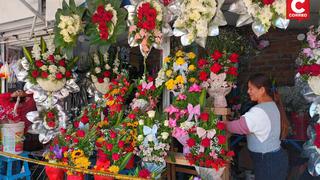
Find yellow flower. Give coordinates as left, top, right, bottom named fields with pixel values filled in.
left=165, top=79, right=175, bottom=90
left=110, top=89, right=120, bottom=95
left=176, top=57, right=185, bottom=65
left=108, top=165, right=120, bottom=174
left=187, top=52, right=196, bottom=59
left=71, top=149, right=84, bottom=160
left=106, top=100, right=115, bottom=106
left=175, top=50, right=184, bottom=57
left=164, top=57, right=171, bottom=63
left=188, top=65, right=196, bottom=71
left=74, top=156, right=91, bottom=169
left=63, top=151, right=68, bottom=158
left=165, top=70, right=173, bottom=77
left=188, top=77, right=197, bottom=83
left=175, top=75, right=185, bottom=84
left=133, top=121, right=138, bottom=127
left=96, top=137, right=104, bottom=144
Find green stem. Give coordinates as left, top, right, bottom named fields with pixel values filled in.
left=143, top=56, right=147, bottom=79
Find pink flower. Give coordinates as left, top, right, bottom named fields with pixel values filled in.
left=165, top=105, right=179, bottom=115
left=177, top=94, right=187, bottom=101
left=134, top=33, right=141, bottom=40
left=303, top=48, right=313, bottom=57
left=168, top=118, right=177, bottom=128
left=140, top=29, right=147, bottom=37
left=188, top=83, right=201, bottom=93
left=129, top=25, right=137, bottom=33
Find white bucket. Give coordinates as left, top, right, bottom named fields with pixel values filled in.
left=0, top=122, right=25, bottom=154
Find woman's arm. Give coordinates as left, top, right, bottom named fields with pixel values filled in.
left=225, top=116, right=250, bottom=135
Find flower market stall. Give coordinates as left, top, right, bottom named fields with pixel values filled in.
left=0, top=0, right=319, bottom=179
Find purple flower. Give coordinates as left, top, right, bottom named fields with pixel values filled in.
left=303, top=48, right=313, bottom=57
left=193, top=177, right=202, bottom=180
left=307, top=34, right=317, bottom=48
left=53, top=145, right=62, bottom=159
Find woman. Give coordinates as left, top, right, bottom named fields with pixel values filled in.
left=226, top=73, right=289, bottom=180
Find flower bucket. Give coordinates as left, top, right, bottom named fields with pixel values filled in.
left=1, top=122, right=24, bottom=154
left=94, top=81, right=111, bottom=94
left=195, top=166, right=225, bottom=180
left=67, top=174, right=84, bottom=180
left=45, top=166, right=65, bottom=180
left=94, top=175, right=114, bottom=180
left=37, top=78, right=66, bottom=92
left=207, top=86, right=232, bottom=108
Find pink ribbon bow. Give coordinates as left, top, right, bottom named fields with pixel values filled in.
left=187, top=104, right=200, bottom=121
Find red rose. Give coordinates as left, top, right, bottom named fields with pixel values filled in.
left=199, top=71, right=208, bottom=81
left=229, top=53, right=239, bottom=63
left=118, top=140, right=125, bottom=148
left=103, top=11, right=113, bottom=22
left=65, top=135, right=71, bottom=141
left=92, top=14, right=101, bottom=23
left=227, top=67, right=238, bottom=76
left=210, top=63, right=222, bottom=74
left=80, top=115, right=89, bottom=124
left=35, top=61, right=44, bottom=67
left=262, top=0, right=275, bottom=5
left=201, top=138, right=211, bottom=147
left=110, top=131, right=117, bottom=139
left=31, top=70, right=39, bottom=78
left=98, top=77, right=104, bottom=83
left=97, top=5, right=105, bottom=15
left=187, top=138, right=196, bottom=147
left=41, top=71, right=48, bottom=78
left=48, top=55, right=55, bottom=62
left=112, top=153, right=120, bottom=161
left=226, top=151, right=235, bottom=157
left=60, top=128, right=66, bottom=134
left=73, top=138, right=79, bottom=144
left=76, top=130, right=86, bottom=138
left=47, top=121, right=56, bottom=128
left=217, top=135, right=226, bottom=145
left=73, top=121, right=80, bottom=128
left=65, top=71, right=72, bottom=78
left=47, top=111, right=55, bottom=119
left=137, top=84, right=143, bottom=91
left=128, top=113, right=136, bottom=120
left=106, top=143, right=113, bottom=151
left=217, top=121, right=225, bottom=130
left=139, top=169, right=151, bottom=178
left=197, top=58, right=207, bottom=69
left=103, top=71, right=111, bottom=77
left=211, top=50, right=223, bottom=61
left=147, top=76, right=154, bottom=82
left=59, top=59, right=66, bottom=67
left=61, top=146, right=68, bottom=153
left=199, top=112, right=209, bottom=122
left=56, top=73, right=63, bottom=80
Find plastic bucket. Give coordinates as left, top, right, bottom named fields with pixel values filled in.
left=1, top=122, right=24, bottom=154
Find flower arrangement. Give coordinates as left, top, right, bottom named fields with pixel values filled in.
left=297, top=25, right=320, bottom=95
left=39, top=108, right=59, bottom=129
left=126, top=0, right=163, bottom=57
left=94, top=128, right=133, bottom=176
left=0, top=106, right=20, bottom=123
left=156, top=50, right=197, bottom=96
left=173, top=0, right=220, bottom=47
left=22, top=37, right=78, bottom=92
left=54, top=0, right=84, bottom=57
left=86, top=0, right=127, bottom=47
left=90, top=50, right=123, bottom=94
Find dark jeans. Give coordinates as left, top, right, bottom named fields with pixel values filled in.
left=249, top=148, right=288, bottom=180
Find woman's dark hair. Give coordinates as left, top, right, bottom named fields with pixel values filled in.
left=248, top=73, right=289, bottom=140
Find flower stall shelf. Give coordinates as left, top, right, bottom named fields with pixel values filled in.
left=165, top=107, right=232, bottom=180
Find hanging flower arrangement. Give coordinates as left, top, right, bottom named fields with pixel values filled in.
left=126, top=0, right=163, bottom=58
left=229, top=0, right=289, bottom=37
left=86, top=0, right=127, bottom=48
left=173, top=0, right=226, bottom=47
left=22, top=37, right=78, bottom=92
left=54, top=0, right=85, bottom=58
left=297, top=25, right=320, bottom=95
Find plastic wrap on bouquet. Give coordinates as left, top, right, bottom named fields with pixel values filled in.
left=142, top=161, right=166, bottom=179
left=308, top=76, right=320, bottom=96
left=295, top=75, right=320, bottom=103
left=195, top=166, right=225, bottom=180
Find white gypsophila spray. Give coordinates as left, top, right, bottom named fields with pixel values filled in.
left=32, top=41, right=41, bottom=60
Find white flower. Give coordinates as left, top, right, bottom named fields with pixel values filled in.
left=258, top=5, right=273, bottom=28
left=103, top=78, right=110, bottom=83
left=180, top=121, right=194, bottom=130
left=147, top=110, right=155, bottom=118
left=196, top=20, right=208, bottom=38
left=164, top=120, right=169, bottom=127
left=48, top=74, right=55, bottom=81
left=105, top=64, right=111, bottom=70
left=59, top=66, right=66, bottom=74
left=95, top=67, right=101, bottom=73
left=161, top=132, right=169, bottom=140
left=58, top=21, right=66, bottom=29
left=137, top=135, right=144, bottom=142
left=63, top=35, right=73, bottom=43
left=31, top=42, right=41, bottom=60
left=272, top=0, right=286, bottom=17
left=147, top=135, right=154, bottom=142
left=189, top=10, right=201, bottom=21
left=131, top=99, right=149, bottom=110
left=103, top=52, right=109, bottom=63
left=139, top=119, right=144, bottom=125
left=40, top=65, right=48, bottom=71
left=91, top=75, right=97, bottom=82
left=48, top=65, right=58, bottom=74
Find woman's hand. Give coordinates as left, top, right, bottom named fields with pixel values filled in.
left=11, top=90, right=27, bottom=98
